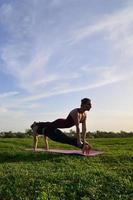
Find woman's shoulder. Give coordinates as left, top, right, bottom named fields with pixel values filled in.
left=69, top=108, right=78, bottom=115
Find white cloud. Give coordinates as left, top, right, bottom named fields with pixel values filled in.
left=0, top=3, right=13, bottom=23
left=0, top=91, right=19, bottom=99
left=33, top=72, right=79, bottom=86
left=50, top=0, right=62, bottom=7
left=67, top=4, right=133, bottom=87
left=0, top=106, right=7, bottom=113
left=2, top=1, right=132, bottom=97
left=21, top=74, right=125, bottom=102
left=70, top=6, right=133, bottom=44
left=0, top=1, right=133, bottom=132
left=1, top=41, right=53, bottom=93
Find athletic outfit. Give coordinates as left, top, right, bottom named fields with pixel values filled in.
left=31, top=109, right=86, bottom=148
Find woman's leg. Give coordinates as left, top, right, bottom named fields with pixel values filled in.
left=45, top=128, right=83, bottom=148
left=32, top=125, right=38, bottom=151
left=44, top=136, right=49, bottom=150
left=33, top=134, right=38, bottom=151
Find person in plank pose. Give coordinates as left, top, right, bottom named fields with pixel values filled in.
left=31, top=98, right=92, bottom=154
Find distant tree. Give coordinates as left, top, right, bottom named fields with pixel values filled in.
left=4, top=131, right=15, bottom=138
left=25, top=129, right=33, bottom=136
left=69, top=129, right=76, bottom=137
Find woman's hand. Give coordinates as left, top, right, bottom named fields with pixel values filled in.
left=82, top=143, right=91, bottom=154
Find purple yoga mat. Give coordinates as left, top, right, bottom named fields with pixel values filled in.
left=26, top=148, right=103, bottom=156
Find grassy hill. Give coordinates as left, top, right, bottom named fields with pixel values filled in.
left=0, top=137, right=133, bottom=200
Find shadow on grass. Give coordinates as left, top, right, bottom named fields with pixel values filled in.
left=0, top=150, right=83, bottom=164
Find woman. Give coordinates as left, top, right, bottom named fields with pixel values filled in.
left=31, top=98, right=92, bottom=153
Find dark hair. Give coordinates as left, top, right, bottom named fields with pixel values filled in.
left=81, top=98, right=91, bottom=105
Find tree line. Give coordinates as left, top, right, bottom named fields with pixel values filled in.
left=0, top=129, right=133, bottom=138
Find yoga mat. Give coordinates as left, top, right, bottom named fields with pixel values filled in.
left=25, top=148, right=103, bottom=156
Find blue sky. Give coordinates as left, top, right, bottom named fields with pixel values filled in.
left=0, top=0, right=133, bottom=132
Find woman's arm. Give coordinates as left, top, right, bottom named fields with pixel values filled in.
left=75, top=124, right=82, bottom=146
left=74, top=113, right=83, bottom=147
left=69, top=109, right=83, bottom=147
left=81, top=115, right=87, bottom=143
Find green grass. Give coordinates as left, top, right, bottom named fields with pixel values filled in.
left=0, top=137, right=133, bottom=200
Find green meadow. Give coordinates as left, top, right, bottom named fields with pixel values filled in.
left=0, top=137, right=133, bottom=200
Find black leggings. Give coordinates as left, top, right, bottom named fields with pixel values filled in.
left=43, top=127, right=83, bottom=149
left=32, top=121, right=83, bottom=149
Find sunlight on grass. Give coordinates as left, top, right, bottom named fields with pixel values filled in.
left=0, top=138, right=133, bottom=200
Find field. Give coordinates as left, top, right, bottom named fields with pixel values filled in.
left=0, top=137, right=133, bottom=200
